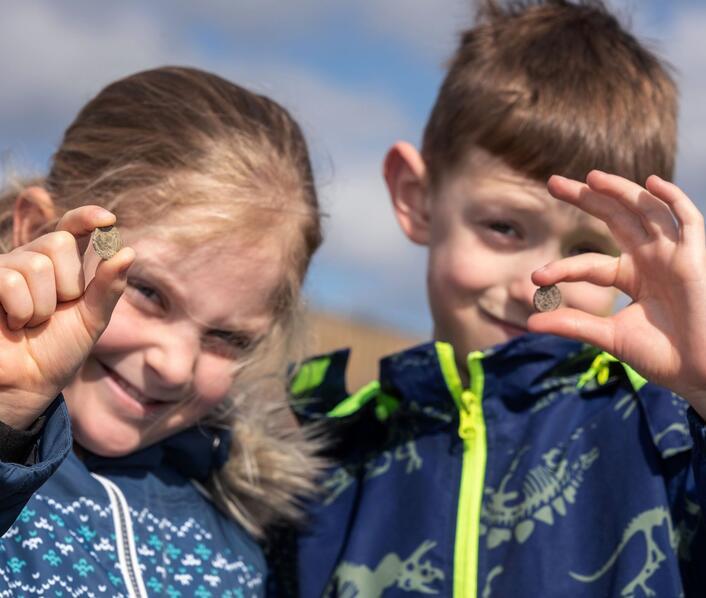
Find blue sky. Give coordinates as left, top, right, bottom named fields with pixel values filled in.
left=2, top=1, right=705, bottom=336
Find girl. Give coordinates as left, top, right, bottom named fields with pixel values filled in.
left=0, top=66, right=323, bottom=596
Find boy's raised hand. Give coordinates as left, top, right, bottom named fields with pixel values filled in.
left=529, top=171, right=706, bottom=418
left=0, top=206, right=134, bottom=430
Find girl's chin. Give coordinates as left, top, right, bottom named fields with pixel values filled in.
left=71, top=419, right=145, bottom=458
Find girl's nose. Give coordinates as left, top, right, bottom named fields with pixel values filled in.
left=144, top=324, right=200, bottom=390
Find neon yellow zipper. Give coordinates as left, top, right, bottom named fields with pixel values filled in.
left=435, top=342, right=487, bottom=598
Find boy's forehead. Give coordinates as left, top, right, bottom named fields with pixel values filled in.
left=442, top=151, right=546, bottom=210
left=441, top=148, right=614, bottom=235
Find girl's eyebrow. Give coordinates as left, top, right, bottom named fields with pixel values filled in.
left=130, top=259, right=266, bottom=338
left=128, top=260, right=182, bottom=297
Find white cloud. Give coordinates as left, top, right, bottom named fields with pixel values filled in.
left=2, top=1, right=704, bottom=335
left=0, top=3, right=184, bottom=153
left=358, top=0, right=470, bottom=58
left=0, top=1, right=429, bottom=332
left=655, top=5, right=706, bottom=211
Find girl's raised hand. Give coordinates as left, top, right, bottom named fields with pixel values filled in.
left=0, top=206, right=134, bottom=429
left=529, top=171, right=706, bottom=417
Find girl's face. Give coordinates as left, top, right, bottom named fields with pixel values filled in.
left=65, top=227, right=285, bottom=457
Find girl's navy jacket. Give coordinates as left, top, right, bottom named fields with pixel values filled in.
left=292, top=334, right=706, bottom=597
left=0, top=398, right=266, bottom=597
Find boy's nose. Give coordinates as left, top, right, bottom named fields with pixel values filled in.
left=144, top=325, right=200, bottom=392
left=508, top=272, right=539, bottom=309
left=508, top=252, right=560, bottom=308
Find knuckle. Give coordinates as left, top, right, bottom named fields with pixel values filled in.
left=26, top=253, right=53, bottom=275
left=1, top=271, right=25, bottom=291
left=47, top=231, right=76, bottom=253
left=12, top=307, right=33, bottom=322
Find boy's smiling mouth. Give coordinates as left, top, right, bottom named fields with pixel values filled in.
left=478, top=309, right=528, bottom=337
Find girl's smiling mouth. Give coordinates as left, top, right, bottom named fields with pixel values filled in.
left=97, top=361, right=173, bottom=418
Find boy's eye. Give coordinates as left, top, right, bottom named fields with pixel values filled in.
left=569, top=245, right=595, bottom=256
left=487, top=221, right=521, bottom=238
left=568, top=244, right=613, bottom=257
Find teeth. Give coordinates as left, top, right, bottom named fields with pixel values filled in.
left=114, top=373, right=148, bottom=403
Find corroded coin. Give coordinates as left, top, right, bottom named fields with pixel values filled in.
left=533, top=285, right=561, bottom=312
left=91, top=225, right=122, bottom=260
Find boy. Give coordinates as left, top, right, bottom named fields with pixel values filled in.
left=289, top=1, right=706, bottom=596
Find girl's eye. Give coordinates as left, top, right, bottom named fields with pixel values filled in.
left=203, top=330, right=254, bottom=359
left=125, top=279, right=166, bottom=312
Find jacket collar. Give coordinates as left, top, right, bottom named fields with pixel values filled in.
left=380, top=334, right=691, bottom=459
left=379, top=333, right=589, bottom=410
left=82, top=426, right=231, bottom=482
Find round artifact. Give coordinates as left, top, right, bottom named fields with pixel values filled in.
left=533, top=285, right=561, bottom=312
left=91, top=225, right=122, bottom=260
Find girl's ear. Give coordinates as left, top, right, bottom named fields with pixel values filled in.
left=383, top=141, right=431, bottom=245
left=13, top=187, right=57, bottom=247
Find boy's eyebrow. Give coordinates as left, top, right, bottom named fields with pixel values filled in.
left=470, top=190, right=550, bottom=213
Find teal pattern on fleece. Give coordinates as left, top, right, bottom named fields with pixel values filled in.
left=0, top=399, right=266, bottom=597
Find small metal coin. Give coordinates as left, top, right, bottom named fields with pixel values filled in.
left=91, top=225, right=122, bottom=260
left=533, top=285, right=561, bottom=312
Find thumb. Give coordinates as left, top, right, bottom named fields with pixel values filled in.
left=79, top=247, right=136, bottom=340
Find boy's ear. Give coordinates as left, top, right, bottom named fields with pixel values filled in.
left=383, top=141, right=431, bottom=246
left=13, top=187, right=57, bottom=247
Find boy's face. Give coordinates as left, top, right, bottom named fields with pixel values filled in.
left=428, top=150, right=620, bottom=358
left=387, top=145, right=620, bottom=362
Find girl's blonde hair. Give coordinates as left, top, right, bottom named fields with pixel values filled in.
left=1, top=66, right=325, bottom=537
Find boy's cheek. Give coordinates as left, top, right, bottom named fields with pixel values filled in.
left=429, top=248, right=493, bottom=294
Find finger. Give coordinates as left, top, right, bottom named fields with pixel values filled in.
left=55, top=206, right=116, bottom=255
left=79, top=247, right=136, bottom=340
left=586, top=170, right=678, bottom=243
left=547, top=175, right=649, bottom=247
left=528, top=308, right=616, bottom=354
left=4, top=252, right=57, bottom=328
left=0, top=268, right=34, bottom=330
left=532, top=253, right=630, bottom=294
left=21, top=231, right=83, bottom=302
left=645, top=175, right=706, bottom=248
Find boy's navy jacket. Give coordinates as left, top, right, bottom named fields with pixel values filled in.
left=292, top=334, right=706, bottom=598
left=0, top=397, right=266, bottom=597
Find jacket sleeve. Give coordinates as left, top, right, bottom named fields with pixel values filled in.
left=687, top=407, right=706, bottom=513
left=0, top=396, right=72, bottom=535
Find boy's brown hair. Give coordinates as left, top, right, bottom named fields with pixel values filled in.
left=421, top=0, right=677, bottom=189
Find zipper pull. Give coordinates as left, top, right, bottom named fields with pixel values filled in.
left=458, top=390, right=477, bottom=440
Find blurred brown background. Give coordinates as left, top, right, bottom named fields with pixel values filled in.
left=309, top=311, right=424, bottom=392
